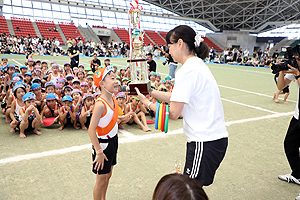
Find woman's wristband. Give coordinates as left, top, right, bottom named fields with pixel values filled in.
left=87, top=111, right=90, bottom=115
left=147, top=102, right=153, bottom=110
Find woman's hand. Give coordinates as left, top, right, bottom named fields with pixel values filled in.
left=285, top=64, right=300, bottom=75
left=134, top=87, right=148, bottom=103
left=92, top=152, right=108, bottom=171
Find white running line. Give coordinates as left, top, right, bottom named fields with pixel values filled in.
left=209, top=65, right=272, bottom=75
left=0, top=110, right=294, bottom=165
left=219, top=85, right=297, bottom=103
left=221, top=98, right=278, bottom=114
left=12, top=59, right=22, bottom=66
left=225, top=111, right=294, bottom=126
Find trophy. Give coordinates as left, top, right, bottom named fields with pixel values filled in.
left=127, top=0, right=151, bottom=95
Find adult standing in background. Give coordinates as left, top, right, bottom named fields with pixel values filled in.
left=135, top=25, right=228, bottom=187
left=67, top=39, right=80, bottom=70
left=164, top=49, right=178, bottom=79
left=147, top=53, right=156, bottom=73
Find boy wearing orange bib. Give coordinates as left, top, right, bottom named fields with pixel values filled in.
left=88, top=66, right=119, bottom=200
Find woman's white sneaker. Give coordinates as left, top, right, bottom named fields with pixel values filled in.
left=278, top=174, right=300, bottom=185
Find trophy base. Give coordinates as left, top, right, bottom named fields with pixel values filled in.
left=128, top=82, right=151, bottom=95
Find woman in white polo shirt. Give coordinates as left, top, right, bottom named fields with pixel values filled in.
left=135, top=25, right=228, bottom=186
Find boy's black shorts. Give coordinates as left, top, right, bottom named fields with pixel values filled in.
left=92, top=134, right=118, bottom=175
left=25, top=119, right=34, bottom=132
left=183, top=137, right=228, bottom=186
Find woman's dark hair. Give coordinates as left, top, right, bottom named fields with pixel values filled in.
left=166, top=25, right=209, bottom=60
left=152, top=174, right=209, bottom=200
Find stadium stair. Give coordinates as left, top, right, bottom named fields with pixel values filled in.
left=32, top=21, right=42, bottom=38
left=6, top=19, right=15, bottom=35
left=143, top=31, right=155, bottom=46
left=11, top=17, right=37, bottom=37
left=56, top=24, right=67, bottom=45
left=86, top=25, right=100, bottom=43
left=0, top=16, right=11, bottom=35
left=203, top=37, right=222, bottom=52
left=270, top=37, right=290, bottom=54
left=158, top=31, right=167, bottom=40
left=77, top=26, right=90, bottom=42
left=144, top=30, right=166, bottom=46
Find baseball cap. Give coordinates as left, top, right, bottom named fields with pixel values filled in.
left=41, top=60, right=48, bottom=64
left=165, top=75, right=172, bottom=80
left=45, top=81, right=55, bottom=88
left=27, top=58, right=34, bottom=62
left=66, top=74, right=74, bottom=80
left=55, top=83, right=62, bottom=88
left=12, top=77, right=21, bottom=83
left=6, top=63, right=15, bottom=68
left=72, top=79, right=80, bottom=84
left=24, top=72, right=32, bottom=76
left=1, top=56, right=8, bottom=60
left=93, top=65, right=114, bottom=88
left=116, top=92, right=126, bottom=99
left=63, top=85, right=73, bottom=92
left=64, top=62, right=71, bottom=66
left=13, top=82, right=25, bottom=92
left=71, top=89, right=82, bottom=95
left=20, top=65, right=27, bottom=69
left=131, top=96, right=139, bottom=101
left=46, top=93, right=57, bottom=101
left=22, top=92, right=36, bottom=102
left=62, top=95, right=73, bottom=102
left=80, top=81, right=88, bottom=86
left=31, top=83, right=41, bottom=90
left=85, top=67, right=91, bottom=71
left=83, top=93, right=94, bottom=102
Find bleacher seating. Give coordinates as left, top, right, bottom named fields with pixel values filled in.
left=0, top=16, right=10, bottom=35
left=58, top=22, right=83, bottom=40
left=203, top=37, right=222, bottom=52
left=36, top=20, right=63, bottom=44
left=145, top=30, right=166, bottom=46
left=11, top=17, right=37, bottom=37
left=158, top=31, right=167, bottom=40
left=113, top=28, right=130, bottom=44
left=143, top=32, right=154, bottom=46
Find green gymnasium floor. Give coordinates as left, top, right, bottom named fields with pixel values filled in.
left=0, top=55, right=299, bottom=199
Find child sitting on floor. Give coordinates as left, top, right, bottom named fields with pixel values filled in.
left=126, top=96, right=151, bottom=132
left=79, top=93, right=94, bottom=130
left=58, top=95, right=79, bottom=130
left=9, top=83, right=26, bottom=133
left=116, top=92, right=131, bottom=130
left=19, top=92, right=42, bottom=138
left=41, top=93, right=60, bottom=122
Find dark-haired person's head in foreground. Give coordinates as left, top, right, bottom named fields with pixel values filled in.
left=152, top=174, right=209, bottom=200
left=166, top=25, right=209, bottom=63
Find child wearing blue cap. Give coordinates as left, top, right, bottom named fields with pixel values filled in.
left=19, top=92, right=42, bottom=138
left=9, top=83, right=26, bottom=133
left=1, top=56, right=8, bottom=67
left=45, top=81, right=55, bottom=94
left=24, top=72, right=32, bottom=84
left=20, top=65, right=28, bottom=76
left=31, top=83, right=44, bottom=112
left=58, top=95, right=79, bottom=130
left=41, top=93, right=60, bottom=122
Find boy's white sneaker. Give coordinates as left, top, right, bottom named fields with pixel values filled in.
left=296, top=193, right=300, bottom=200
left=278, top=174, right=300, bottom=185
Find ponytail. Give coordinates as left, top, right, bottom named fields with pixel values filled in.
left=166, top=25, right=210, bottom=60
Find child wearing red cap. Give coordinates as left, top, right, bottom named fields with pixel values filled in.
left=88, top=66, right=119, bottom=200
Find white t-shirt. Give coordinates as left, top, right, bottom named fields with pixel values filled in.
left=170, top=57, right=228, bottom=142
left=285, top=73, right=299, bottom=119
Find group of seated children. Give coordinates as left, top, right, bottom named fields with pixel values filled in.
left=0, top=56, right=175, bottom=138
